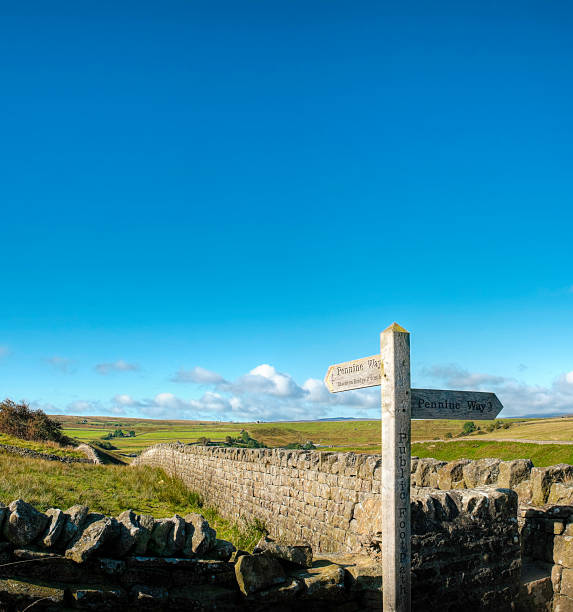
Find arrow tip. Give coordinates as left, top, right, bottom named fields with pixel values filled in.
left=324, top=366, right=334, bottom=392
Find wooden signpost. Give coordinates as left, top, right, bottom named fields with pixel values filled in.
left=324, top=323, right=503, bottom=612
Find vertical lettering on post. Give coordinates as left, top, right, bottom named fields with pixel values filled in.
left=381, top=323, right=411, bottom=612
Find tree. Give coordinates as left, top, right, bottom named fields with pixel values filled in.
left=462, top=421, right=476, bottom=435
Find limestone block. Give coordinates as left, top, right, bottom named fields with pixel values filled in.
left=514, top=480, right=533, bottom=503
left=561, top=568, right=573, bottom=599
left=65, top=517, right=118, bottom=564
left=3, top=499, right=49, bottom=546
left=549, top=483, right=573, bottom=506
left=497, top=459, right=533, bottom=489
left=413, top=458, right=447, bottom=487
left=293, top=561, right=347, bottom=601
left=553, top=564, right=563, bottom=592
left=40, top=508, right=66, bottom=549
left=235, top=552, right=287, bottom=595
left=554, top=593, right=573, bottom=612
left=351, top=497, right=381, bottom=535
left=462, top=458, right=501, bottom=488
left=437, top=459, right=471, bottom=490
left=254, top=536, right=313, bottom=568
left=554, top=536, right=573, bottom=569
left=531, top=465, right=573, bottom=506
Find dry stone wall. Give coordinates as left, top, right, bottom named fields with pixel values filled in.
left=134, top=444, right=383, bottom=552
left=134, top=444, right=535, bottom=556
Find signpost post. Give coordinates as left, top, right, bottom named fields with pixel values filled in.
left=324, top=323, right=503, bottom=612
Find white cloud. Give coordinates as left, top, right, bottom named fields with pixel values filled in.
left=171, top=367, right=226, bottom=385
left=95, top=360, right=139, bottom=375
left=46, top=356, right=75, bottom=373
left=424, top=364, right=573, bottom=417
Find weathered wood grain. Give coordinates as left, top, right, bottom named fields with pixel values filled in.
left=411, top=389, right=502, bottom=420
left=381, top=323, right=411, bottom=612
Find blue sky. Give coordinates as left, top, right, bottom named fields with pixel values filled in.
left=1, top=1, right=572, bottom=420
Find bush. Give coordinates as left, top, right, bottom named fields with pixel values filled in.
left=462, top=421, right=476, bottom=435
left=445, top=432, right=453, bottom=439
left=0, top=399, right=73, bottom=446
left=224, top=431, right=266, bottom=449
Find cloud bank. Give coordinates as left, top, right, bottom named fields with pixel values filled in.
left=422, top=364, right=573, bottom=417
left=34, top=361, right=573, bottom=422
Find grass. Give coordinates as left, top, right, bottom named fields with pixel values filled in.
left=0, top=454, right=264, bottom=551
left=0, top=433, right=85, bottom=459
left=412, top=440, right=573, bottom=467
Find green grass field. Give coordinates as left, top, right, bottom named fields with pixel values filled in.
left=412, top=440, right=573, bottom=467
left=53, top=413, right=573, bottom=465
left=0, top=433, right=85, bottom=458
left=0, top=454, right=263, bottom=550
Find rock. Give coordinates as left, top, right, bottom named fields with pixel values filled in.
left=554, top=536, right=573, bottom=569
left=0, top=503, right=7, bottom=533
left=554, top=593, right=573, bottom=612
left=294, top=561, right=347, bottom=601
left=412, top=458, right=447, bottom=487
left=437, top=459, right=471, bottom=490
left=498, top=459, right=533, bottom=489
left=351, top=497, right=381, bottom=535
left=531, top=465, right=573, bottom=506
left=116, top=510, right=143, bottom=557
left=70, top=586, right=127, bottom=609
left=316, top=552, right=382, bottom=595
left=245, top=578, right=303, bottom=603
left=231, top=549, right=249, bottom=563
left=148, top=518, right=174, bottom=556
left=65, top=517, right=118, bottom=563
left=0, top=577, right=65, bottom=606
left=234, top=552, right=287, bottom=595
left=462, top=458, right=501, bottom=488
left=203, top=538, right=236, bottom=561
left=40, top=508, right=66, bottom=549
left=133, top=514, right=155, bottom=555
left=183, top=513, right=216, bottom=556
left=254, top=536, right=313, bottom=568
left=129, top=585, right=168, bottom=609
left=61, top=504, right=90, bottom=545
left=514, top=479, right=533, bottom=503
left=169, top=514, right=186, bottom=556
left=2, top=499, right=49, bottom=546
left=549, top=483, right=573, bottom=506
left=561, top=567, right=573, bottom=599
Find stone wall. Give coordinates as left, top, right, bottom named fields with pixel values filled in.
left=133, top=444, right=538, bottom=556
left=133, top=445, right=384, bottom=552
left=518, top=504, right=573, bottom=611
left=0, top=490, right=521, bottom=611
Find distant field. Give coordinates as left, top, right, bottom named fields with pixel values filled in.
left=53, top=414, right=573, bottom=460
left=476, top=416, right=573, bottom=441
left=412, top=440, right=573, bottom=467
left=58, top=415, right=497, bottom=455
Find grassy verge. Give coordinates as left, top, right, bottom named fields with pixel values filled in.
left=412, top=440, right=573, bottom=467
left=0, top=455, right=263, bottom=551
left=0, top=433, right=85, bottom=459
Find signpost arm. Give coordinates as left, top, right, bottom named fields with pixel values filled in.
left=381, top=323, right=411, bottom=612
